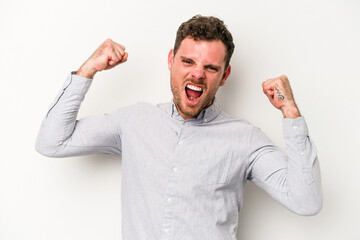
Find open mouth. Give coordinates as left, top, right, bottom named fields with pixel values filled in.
left=185, top=83, right=203, bottom=105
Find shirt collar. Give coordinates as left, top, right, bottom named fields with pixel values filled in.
left=170, top=99, right=221, bottom=123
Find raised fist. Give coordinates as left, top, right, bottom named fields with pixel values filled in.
left=77, top=38, right=128, bottom=79
left=262, top=75, right=301, bottom=118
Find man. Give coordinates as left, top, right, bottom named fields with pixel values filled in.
left=36, top=15, right=322, bottom=240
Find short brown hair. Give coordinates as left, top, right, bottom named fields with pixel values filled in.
left=173, top=15, right=235, bottom=69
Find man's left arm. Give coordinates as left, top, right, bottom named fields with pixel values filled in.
left=247, top=75, right=322, bottom=215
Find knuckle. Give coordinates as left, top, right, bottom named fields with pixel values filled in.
left=281, top=75, right=288, bottom=80
left=103, top=39, right=114, bottom=49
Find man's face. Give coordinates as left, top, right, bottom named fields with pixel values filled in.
left=168, top=37, right=231, bottom=120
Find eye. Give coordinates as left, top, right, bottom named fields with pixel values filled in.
left=182, top=59, right=193, bottom=65
left=206, top=66, right=219, bottom=72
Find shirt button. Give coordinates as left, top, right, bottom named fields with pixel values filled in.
left=300, top=152, right=304, bottom=156
left=204, top=119, right=208, bottom=123
left=172, top=167, right=178, bottom=172
left=178, top=140, right=184, bottom=145
left=184, top=122, right=188, bottom=126
left=293, top=125, right=298, bottom=130
left=167, top=197, right=172, bottom=203
left=163, top=228, right=170, bottom=233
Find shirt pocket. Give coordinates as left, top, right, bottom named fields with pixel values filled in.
left=191, top=150, right=238, bottom=185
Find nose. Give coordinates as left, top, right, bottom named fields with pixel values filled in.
left=190, top=67, right=205, bottom=81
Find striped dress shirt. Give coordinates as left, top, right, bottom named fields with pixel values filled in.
left=36, top=73, right=322, bottom=240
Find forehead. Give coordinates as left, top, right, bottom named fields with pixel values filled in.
left=176, top=37, right=227, bottom=66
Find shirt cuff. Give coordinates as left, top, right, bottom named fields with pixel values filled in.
left=282, top=116, right=309, bottom=138
left=62, top=71, right=93, bottom=94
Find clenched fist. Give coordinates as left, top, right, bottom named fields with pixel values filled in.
left=262, top=75, right=301, bottom=119
left=77, top=38, right=128, bottom=79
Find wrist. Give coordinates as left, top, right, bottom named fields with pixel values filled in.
left=76, top=61, right=97, bottom=79
left=280, top=102, right=301, bottom=119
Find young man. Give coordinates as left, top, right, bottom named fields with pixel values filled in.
left=36, top=15, right=322, bottom=240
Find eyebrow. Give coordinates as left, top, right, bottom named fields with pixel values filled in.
left=180, top=56, right=221, bottom=71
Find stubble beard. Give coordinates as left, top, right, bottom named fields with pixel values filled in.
left=170, top=77, right=217, bottom=119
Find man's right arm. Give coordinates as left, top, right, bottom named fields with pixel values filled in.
left=35, top=39, right=128, bottom=157
left=76, top=38, right=128, bottom=79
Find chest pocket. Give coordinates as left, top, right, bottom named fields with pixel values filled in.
left=178, top=125, right=245, bottom=186
left=189, top=150, right=238, bottom=185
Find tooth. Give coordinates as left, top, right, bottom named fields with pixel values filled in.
left=187, top=84, right=202, bottom=91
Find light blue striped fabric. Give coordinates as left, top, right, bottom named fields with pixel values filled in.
left=36, top=73, right=322, bottom=240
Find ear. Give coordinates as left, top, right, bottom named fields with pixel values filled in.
left=220, top=65, right=231, bottom=86
left=168, top=49, right=174, bottom=70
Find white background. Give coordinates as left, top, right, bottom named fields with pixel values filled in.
left=1, top=0, right=359, bottom=239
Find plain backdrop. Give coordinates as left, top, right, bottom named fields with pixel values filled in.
left=1, top=0, right=359, bottom=239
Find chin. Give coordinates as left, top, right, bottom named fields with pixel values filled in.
left=175, top=101, right=200, bottom=119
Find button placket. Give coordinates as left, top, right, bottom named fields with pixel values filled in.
left=160, top=124, right=186, bottom=239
